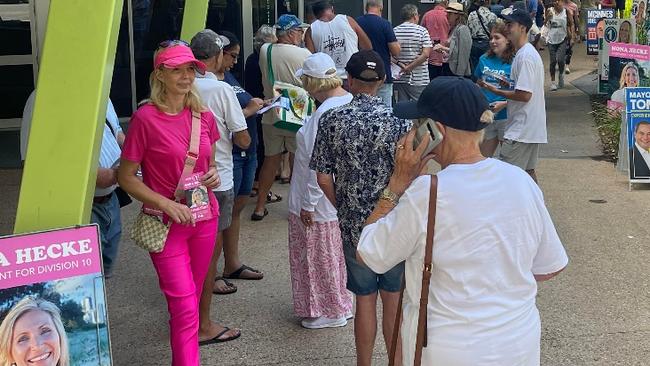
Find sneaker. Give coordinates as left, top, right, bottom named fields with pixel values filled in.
left=550, top=83, right=558, bottom=91
left=301, top=316, right=347, bottom=329
left=565, top=67, right=571, bottom=74
left=345, top=311, right=354, bottom=320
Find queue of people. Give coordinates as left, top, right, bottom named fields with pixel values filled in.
left=9, top=2, right=571, bottom=365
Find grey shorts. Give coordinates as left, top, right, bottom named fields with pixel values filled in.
left=213, top=188, right=234, bottom=231
left=499, top=139, right=540, bottom=171
left=484, top=119, right=507, bottom=141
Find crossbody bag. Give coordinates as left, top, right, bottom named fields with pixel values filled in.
left=129, top=111, right=202, bottom=253
left=389, top=175, right=438, bottom=366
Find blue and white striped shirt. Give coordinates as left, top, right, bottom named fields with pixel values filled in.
left=95, top=100, right=123, bottom=197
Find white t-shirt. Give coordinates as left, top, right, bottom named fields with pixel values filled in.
left=505, top=43, right=547, bottom=143
left=393, top=22, right=433, bottom=86
left=195, top=72, right=248, bottom=191
left=358, top=158, right=568, bottom=366
left=288, top=93, right=353, bottom=221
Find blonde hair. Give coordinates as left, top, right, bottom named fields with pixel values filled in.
left=300, top=74, right=343, bottom=94
left=146, top=48, right=205, bottom=113
left=619, top=63, right=640, bottom=88
left=0, top=297, right=70, bottom=366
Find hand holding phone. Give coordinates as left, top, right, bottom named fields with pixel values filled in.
left=413, top=118, right=444, bottom=158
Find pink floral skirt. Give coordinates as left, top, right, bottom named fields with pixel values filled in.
left=288, top=214, right=352, bottom=318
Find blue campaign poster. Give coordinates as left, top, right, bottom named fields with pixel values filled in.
left=625, top=88, right=650, bottom=181
left=587, top=8, right=615, bottom=55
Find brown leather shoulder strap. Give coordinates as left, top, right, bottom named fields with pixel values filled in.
left=389, top=175, right=438, bottom=366
left=414, top=174, right=438, bottom=365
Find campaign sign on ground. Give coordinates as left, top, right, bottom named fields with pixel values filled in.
left=626, top=88, right=650, bottom=181
left=632, top=0, right=649, bottom=44
left=587, top=8, right=615, bottom=54
left=600, top=19, right=638, bottom=93
left=0, top=225, right=112, bottom=365
left=608, top=42, right=650, bottom=97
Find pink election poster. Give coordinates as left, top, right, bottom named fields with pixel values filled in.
left=0, top=225, right=112, bottom=365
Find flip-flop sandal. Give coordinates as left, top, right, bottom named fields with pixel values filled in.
left=251, top=208, right=268, bottom=221
left=213, top=277, right=237, bottom=295
left=198, top=327, right=241, bottom=346
left=266, top=192, right=282, bottom=203
left=224, top=264, right=264, bottom=280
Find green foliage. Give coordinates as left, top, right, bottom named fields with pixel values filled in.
left=591, top=96, right=621, bottom=161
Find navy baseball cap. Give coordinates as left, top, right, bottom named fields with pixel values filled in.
left=393, top=77, right=492, bottom=132
left=275, top=14, right=309, bottom=31
left=500, top=6, right=533, bottom=30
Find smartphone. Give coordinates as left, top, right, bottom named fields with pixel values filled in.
left=413, top=118, right=443, bottom=157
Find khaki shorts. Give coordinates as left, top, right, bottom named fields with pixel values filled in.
left=484, top=119, right=507, bottom=141
left=499, top=139, right=540, bottom=171
left=262, top=123, right=297, bottom=156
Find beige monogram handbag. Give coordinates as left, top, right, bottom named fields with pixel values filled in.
left=130, top=111, right=201, bottom=253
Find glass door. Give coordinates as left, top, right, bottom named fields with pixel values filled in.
left=0, top=0, right=40, bottom=130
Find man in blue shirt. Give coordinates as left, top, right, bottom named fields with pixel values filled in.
left=356, top=0, right=401, bottom=107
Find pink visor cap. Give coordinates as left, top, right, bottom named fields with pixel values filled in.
left=154, top=44, right=207, bottom=74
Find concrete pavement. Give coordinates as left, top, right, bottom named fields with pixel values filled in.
left=0, top=42, right=648, bottom=365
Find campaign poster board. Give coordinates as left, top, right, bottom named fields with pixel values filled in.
left=587, top=9, right=616, bottom=55
left=0, top=225, right=112, bottom=365
left=600, top=19, right=638, bottom=93
left=626, top=88, right=650, bottom=182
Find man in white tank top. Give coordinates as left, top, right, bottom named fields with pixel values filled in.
left=305, top=0, right=372, bottom=81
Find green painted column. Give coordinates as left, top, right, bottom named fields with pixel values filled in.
left=14, top=0, right=123, bottom=234
left=180, top=0, right=209, bottom=41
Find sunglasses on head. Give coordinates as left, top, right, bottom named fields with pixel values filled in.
left=159, top=39, right=189, bottom=49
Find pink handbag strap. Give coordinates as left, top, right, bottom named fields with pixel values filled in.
left=143, top=110, right=202, bottom=217
left=174, top=110, right=202, bottom=199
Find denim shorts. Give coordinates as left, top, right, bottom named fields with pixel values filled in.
left=343, top=243, right=404, bottom=296
left=233, top=151, right=258, bottom=197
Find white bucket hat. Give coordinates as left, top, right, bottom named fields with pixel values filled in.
left=295, top=52, right=338, bottom=79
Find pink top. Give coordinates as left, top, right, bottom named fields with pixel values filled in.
left=421, top=5, right=449, bottom=66
left=122, top=104, right=220, bottom=218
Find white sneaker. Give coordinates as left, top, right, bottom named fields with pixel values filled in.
left=301, top=316, right=348, bottom=329
left=345, top=311, right=354, bottom=320
left=550, top=83, right=558, bottom=91
left=565, top=67, right=571, bottom=74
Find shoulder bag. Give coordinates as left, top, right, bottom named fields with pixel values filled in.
left=129, top=111, right=202, bottom=253
left=389, top=175, right=438, bottom=366
left=266, top=44, right=315, bottom=132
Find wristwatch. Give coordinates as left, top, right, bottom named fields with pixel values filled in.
left=380, top=187, right=400, bottom=206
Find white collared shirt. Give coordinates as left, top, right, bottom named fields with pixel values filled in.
left=635, top=142, right=650, bottom=169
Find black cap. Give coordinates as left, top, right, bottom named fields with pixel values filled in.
left=345, top=50, right=385, bottom=82
left=393, top=77, right=492, bottom=132
left=500, top=6, right=533, bottom=30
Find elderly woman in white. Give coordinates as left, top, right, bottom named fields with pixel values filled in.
left=356, top=77, right=568, bottom=365
left=287, top=53, right=353, bottom=329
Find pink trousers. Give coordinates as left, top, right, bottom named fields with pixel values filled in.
left=150, top=218, right=218, bottom=366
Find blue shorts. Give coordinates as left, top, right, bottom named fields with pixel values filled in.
left=233, top=151, right=257, bottom=197
left=343, top=243, right=404, bottom=296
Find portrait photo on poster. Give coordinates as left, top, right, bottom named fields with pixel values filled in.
left=0, top=225, right=112, bottom=366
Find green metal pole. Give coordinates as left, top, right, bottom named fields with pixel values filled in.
left=14, top=0, right=124, bottom=234
left=180, top=0, right=209, bottom=42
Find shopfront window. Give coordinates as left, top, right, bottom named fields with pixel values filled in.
left=0, top=0, right=34, bottom=125
left=206, top=0, right=244, bottom=80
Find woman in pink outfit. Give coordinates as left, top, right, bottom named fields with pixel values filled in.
left=118, top=41, right=239, bottom=365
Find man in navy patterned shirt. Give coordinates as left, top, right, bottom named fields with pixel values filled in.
left=310, top=50, right=411, bottom=365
